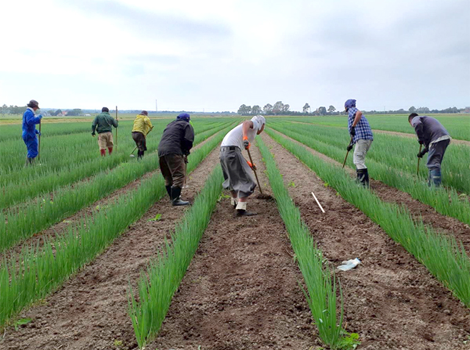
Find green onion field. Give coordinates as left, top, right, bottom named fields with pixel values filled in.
left=0, top=113, right=469, bottom=350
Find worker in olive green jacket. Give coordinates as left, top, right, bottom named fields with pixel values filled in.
left=132, top=110, right=153, bottom=159
left=91, top=107, right=119, bottom=156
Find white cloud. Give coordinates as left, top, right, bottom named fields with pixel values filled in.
left=0, top=0, right=468, bottom=111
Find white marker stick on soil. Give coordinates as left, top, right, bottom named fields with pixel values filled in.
left=311, top=192, right=325, bottom=213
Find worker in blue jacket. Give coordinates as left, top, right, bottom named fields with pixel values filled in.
left=22, top=100, right=43, bottom=165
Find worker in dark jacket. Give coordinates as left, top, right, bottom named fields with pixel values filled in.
left=22, top=100, right=43, bottom=165
left=409, top=113, right=451, bottom=187
left=91, top=107, right=118, bottom=156
left=158, top=113, right=195, bottom=206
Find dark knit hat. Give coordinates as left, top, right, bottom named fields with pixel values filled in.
left=27, top=100, right=39, bottom=108
left=140, top=110, right=148, bottom=116
left=102, top=107, right=109, bottom=112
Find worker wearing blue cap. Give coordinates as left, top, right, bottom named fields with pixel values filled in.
left=158, top=113, right=195, bottom=206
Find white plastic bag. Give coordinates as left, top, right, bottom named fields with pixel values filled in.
left=337, top=258, right=361, bottom=271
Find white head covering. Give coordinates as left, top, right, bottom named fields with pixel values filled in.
left=251, top=115, right=266, bottom=131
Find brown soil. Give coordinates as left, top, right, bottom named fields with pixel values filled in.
left=0, top=145, right=222, bottom=350
left=269, top=129, right=470, bottom=252
left=290, top=121, right=470, bottom=146
left=0, top=133, right=218, bottom=262
left=149, top=144, right=317, bottom=350
left=261, top=133, right=470, bottom=350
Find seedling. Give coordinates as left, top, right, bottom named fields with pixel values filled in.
left=147, top=213, right=162, bottom=222
left=288, top=181, right=296, bottom=187
left=337, top=331, right=360, bottom=349
left=217, top=193, right=231, bottom=202
left=14, top=318, right=32, bottom=331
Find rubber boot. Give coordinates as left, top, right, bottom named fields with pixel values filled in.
left=137, top=150, right=143, bottom=160
left=430, top=168, right=442, bottom=188
left=165, top=185, right=172, bottom=201
left=363, top=168, right=370, bottom=189
left=108, top=147, right=113, bottom=155
left=100, top=149, right=106, bottom=156
left=171, top=186, right=190, bottom=206
left=25, top=157, right=34, bottom=166
left=356, top=168, right=369, bottom=188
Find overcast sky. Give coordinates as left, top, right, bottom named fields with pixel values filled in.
left=0, top=0, right=469, bottom=112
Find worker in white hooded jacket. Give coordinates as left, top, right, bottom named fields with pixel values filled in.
left=219, top=115, right=266, bottom=216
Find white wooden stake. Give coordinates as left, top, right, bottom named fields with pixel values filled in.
left=311, top=192, right=325, bottom=213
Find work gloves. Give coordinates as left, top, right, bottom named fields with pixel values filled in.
left=35, top=130, right=41, bottom=136
left=350, top=127, right=356, bottom=137
left=243, top=136, right=250, bottom=150
left=417, top=149, right=427, bottom=158
left=347, top=144, right=353, bottom=152
left=247, top=161, right=256, bottom=171
left=418, top=139, right=424, bottom=145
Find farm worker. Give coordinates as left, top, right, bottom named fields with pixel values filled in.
left=158, top=113, right=195, bottom=206
left=409, top=113, right=451, bottom=187
left=220, top=115, right=266, bottom=217
left=131, top=110, right=153, bottom=160
left=91, top=107, right=118, bottom=156
left=345, top=99, right=374, bottom=188
left=22, top=99, right=43, bottom=165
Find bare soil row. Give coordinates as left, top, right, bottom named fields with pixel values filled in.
left=260, top=133, right=469, bottom=350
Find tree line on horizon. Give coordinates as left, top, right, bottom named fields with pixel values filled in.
left=0, top=103, right=467, bottom=117
left=237, top=102, right=467, bottom=116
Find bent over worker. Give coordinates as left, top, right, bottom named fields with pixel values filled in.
left=132, top=110, right=153, bottom=159
left=220, top=115, right=266, bottom=217
left=409, top=113, right=451, bottom=187
left=22, top=99, right=43, bottom=165
left=345, top=99, right=373, bottom=188
left=158, top=113, right=194, bottom=206
left=91, top=107, right=118, bottom=156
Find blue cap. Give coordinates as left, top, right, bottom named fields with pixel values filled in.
left=176, top=113, right=190, bottom=122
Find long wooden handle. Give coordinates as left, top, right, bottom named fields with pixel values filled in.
left=247, top=148, right=263, bottom=194
left=38, top=121, right=42, bottom=161
left=342, top=135, right=353, bottom=168
left=115, top=106, right=118, bottom=150
left=417, top=144, right=422, bottom=176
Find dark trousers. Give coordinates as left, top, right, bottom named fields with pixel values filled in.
left=132, top=132, right=147, bottom=153
left=427, top=139, right=450, bottom=171
left=159, top=154, right=186, bottom=188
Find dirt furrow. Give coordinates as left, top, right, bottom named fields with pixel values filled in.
left=262, top=132, right=469, bottom=350
left=149, top=143, right=317, bottom=350
left=1, top=132, right=219, bottom=261
left=269, top=129, right=470, bottom=252
left=0, top=145, right=222, bottom=350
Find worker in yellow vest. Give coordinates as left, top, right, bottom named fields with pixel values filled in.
left=131, top=111, right=153, bottom=159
